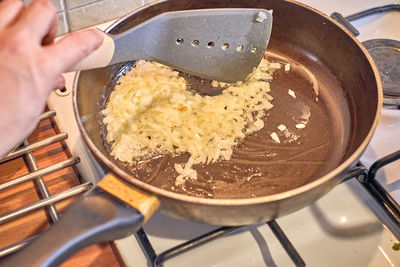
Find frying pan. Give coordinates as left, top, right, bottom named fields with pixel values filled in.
left=5, top=0, right=382, bottom=266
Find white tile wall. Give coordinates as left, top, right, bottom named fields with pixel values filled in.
left=25, top=0, right=143, bottom=35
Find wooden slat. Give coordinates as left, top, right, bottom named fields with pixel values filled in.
left=0, top=114, right=122, bottom=266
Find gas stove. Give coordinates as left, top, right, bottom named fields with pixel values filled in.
left=45, top=0, right=400, bottom=266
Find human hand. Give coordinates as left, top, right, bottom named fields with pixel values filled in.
left=0, top=0, right=103, bottom=156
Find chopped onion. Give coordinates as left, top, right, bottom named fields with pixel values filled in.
left=102, top=59, right=276, bottom=186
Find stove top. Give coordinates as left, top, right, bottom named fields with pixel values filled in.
left=46, top=0, right=400, bottom=266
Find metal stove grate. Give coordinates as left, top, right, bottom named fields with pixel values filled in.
left=0, top=110, right=92, bottom=257
left=330, top=4, right=400, bottom=225
left=136, top=220, right=306, bottom=267
left=359, top=151, right=400, bottom=225
left=0, top=112, right=399, bottom=265
left=134, top=158, right=400, bottom=267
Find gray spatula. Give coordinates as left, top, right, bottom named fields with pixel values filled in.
left=74, top=8, right=273, bottom=83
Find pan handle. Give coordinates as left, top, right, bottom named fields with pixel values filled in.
left=2, top=174, right=160, bottom=267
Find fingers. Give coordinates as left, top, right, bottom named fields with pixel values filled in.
left=54, top=75, right=65, bottom=89
left=0, top=0, right=24, bottom=29
left=15, top=0, right=57, bottom=42
left=42, top=15, right=58, bottom=45
left=45, top=29, right=104, bottom=73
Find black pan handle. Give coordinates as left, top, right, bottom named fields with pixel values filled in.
left=3, top=174, right=160, bottom=267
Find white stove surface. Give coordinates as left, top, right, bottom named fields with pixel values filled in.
left=47, top=0, right=400, bottom=266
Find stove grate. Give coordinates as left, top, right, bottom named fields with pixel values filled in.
left=1, top=111, right=399, bottom=264
left=0, top=110, right=92, bottom=257
left=359, top=150, right=400, bottom=225
left=134, top=156, right=400, bottom=267
left=135, top=222, right=306, bottom=267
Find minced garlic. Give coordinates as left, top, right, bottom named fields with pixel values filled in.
left=270, top=132, right=280, bottom=143
left=277, top=124, right=287, bottom=131
left=269, top=62, right=281, bottom=69
left=288, top=89, right=296, bottom=98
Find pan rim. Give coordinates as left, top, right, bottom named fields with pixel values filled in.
left=72, top=0, right=383, bottom=206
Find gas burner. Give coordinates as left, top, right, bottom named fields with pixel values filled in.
left=362, top=39, right=400, bottom=105
left=331, top=4, right=400, bottom=106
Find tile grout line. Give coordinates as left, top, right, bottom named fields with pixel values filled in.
left=58, top=0, right=144, bottom=13
left=64, top=0, right=105, bottom=12
left=59, top=0, right=71, bottom=32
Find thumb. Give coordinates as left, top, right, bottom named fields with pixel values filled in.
left=45, top=28, right=104, bottom=74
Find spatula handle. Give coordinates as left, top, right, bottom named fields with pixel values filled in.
left=72, top=31, right=115, bottom=71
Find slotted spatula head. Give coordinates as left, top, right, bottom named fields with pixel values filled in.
left=110, top=8, right=273, bottom=83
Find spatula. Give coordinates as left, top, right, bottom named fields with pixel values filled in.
left=73, top=8, right=273, bottom=83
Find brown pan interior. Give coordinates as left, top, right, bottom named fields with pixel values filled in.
left=96, top=51, right=348, bottom=200
left=75, top=0, right=379, bottom=204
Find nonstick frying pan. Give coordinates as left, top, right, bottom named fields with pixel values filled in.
left=6, top=0, right=382, bottom=266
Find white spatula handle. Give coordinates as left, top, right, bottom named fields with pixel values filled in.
left=72, top=31, right=115, bottom=71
